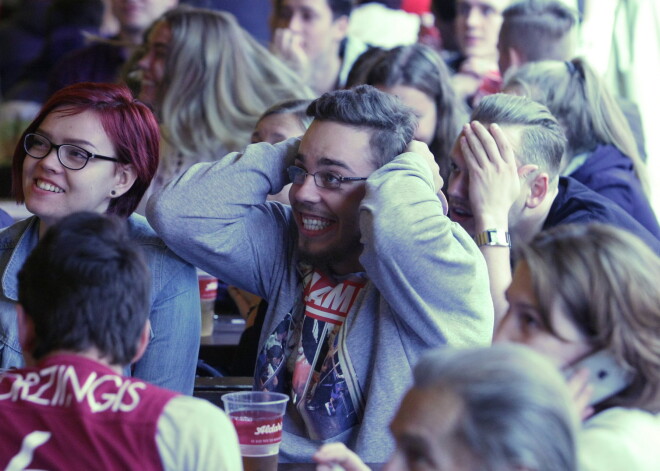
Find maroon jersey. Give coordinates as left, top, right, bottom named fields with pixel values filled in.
left=0, top=354, right=178, bottom=470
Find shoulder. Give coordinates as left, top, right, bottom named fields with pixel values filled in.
left=126, top=213, right=167, bottom=248
left=156, top=396, right=242, bottom=470
left=579, top=408, right=660, bottom=471
left=126, top=214, right=195, bottom=281
left=0, top=217, right=36, bottom=251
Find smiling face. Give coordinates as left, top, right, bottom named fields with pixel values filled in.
left=137, top=20, right=171, bottom=108
left=455, top=0, right=509, bottom=59
left=289, top=120, right=376, bottom=275
left=22, top=109, right=135, bottom=234
left=494, top=260, right=593, bottom=368
left=273, top=0, right=348, bottom=62
left=384, top=387, right=480, bottom=471
left=377, top=85, right=437, bottom=146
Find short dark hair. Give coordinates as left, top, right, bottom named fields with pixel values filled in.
left=327, top=0, right=354, bottom=17
left=18, top=212, right=151, bottom=365
left=500, top=0, right=577, bottom=62
left=272, top=0, right=353, bottom=20
left=307, top=84, right=417, bottom=167
left=361, top=44, right=466, bottom=180
left=470, top=93, right=566, bottom=176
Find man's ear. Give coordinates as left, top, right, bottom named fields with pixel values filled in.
left=520, top=164, right=549, bottom=209
left=111, top=164, right=138, bottom=199
left=508, top=46, right=524, bottom=68
left=16, top=304, right=37, bottom=365
left=131, top=320, right=151, bottom=365
left=331, top=15, right=349, bottom=42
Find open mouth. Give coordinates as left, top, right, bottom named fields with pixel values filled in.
left=35, top=179, right=64, bottom=194
left=298, top=212, right=335, bottom=236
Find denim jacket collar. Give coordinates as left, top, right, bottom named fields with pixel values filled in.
left=1, top=216, right=40, bottom=302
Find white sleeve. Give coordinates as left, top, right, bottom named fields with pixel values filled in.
left=156, top=396, right=243, bottom=471
left=578, top=407, right=660, bottom=471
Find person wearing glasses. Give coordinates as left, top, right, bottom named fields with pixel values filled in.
left=0, top=82, right=200, bottom=395
left=148, top=85, right=493, bottom=462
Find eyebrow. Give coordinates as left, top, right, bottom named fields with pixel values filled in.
left=35, top=129, right=99, bottom=151
left=294, top=153, right=353, bottom=171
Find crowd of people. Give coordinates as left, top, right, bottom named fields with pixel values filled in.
left=0, top=0, right=658, bottom=470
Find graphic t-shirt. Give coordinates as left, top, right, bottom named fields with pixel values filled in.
left=255, top=268, right=366, bottom=440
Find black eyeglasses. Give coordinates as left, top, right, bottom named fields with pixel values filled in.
left=287, top=166, right=368, bottom=190
left=24, top=133, right=119, bottom=170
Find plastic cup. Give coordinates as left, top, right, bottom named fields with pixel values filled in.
left=222, top=391, right=289, bottom=471
left=197, top=271, right=217, bottom=336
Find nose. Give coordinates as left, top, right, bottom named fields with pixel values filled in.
left=38, top=147, right=63, bottom=172
left=447, top=169, right=469, bottom=199
left=465, top=6, right=482, bottom=28
left=137, top=49, right=152, bottom=71
left=288, top=12, right=304, bottom=33
left=291, top=172, right=321, bottom=204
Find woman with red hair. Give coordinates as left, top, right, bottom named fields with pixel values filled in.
left=0, top=82, right=199, bottom=394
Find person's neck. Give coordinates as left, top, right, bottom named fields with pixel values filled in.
left=27, top=350, right=123, bottom=375
left=309, top=51, right=343, bottom=95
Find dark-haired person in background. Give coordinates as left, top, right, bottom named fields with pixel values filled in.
left=0, top=212, right=240, bottom=470
left=270, top=0, right=369, bottom=94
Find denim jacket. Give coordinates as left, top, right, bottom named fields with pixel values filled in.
left=0, top=214, right=200, bottom=394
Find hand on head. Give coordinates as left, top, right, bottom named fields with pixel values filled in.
left=460, top=121, right=530, bottom=229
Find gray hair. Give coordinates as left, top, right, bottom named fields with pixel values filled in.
left=414, top=344, right=578, bottom=471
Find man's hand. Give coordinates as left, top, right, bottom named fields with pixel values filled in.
left=406, top=140, right=448, bottom=215
left=313, top=443, right=372, bottom=471
left=461, top=121, right=530, bottom=231
left=271, top=28, right=309, bottom=79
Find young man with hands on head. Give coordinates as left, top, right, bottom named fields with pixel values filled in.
left=148, top=85, right=493, bottom=462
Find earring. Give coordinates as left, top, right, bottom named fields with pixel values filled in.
left=111, top=190, right=116, bottom=196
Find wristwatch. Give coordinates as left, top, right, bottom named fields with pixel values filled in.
left=474, top=229, right=511, bottom=248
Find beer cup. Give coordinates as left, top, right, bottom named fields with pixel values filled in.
left=222, top=391, right=289, bottom=471
left=197, top=269, right=217, bottom=336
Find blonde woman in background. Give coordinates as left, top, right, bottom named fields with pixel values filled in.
left=133, top=5, right=314, bottom=208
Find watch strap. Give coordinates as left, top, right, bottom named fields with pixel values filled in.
left=474, top=229, right=511, bottom=248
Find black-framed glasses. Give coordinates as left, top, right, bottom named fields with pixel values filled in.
left=287, top=166, right=368, bottom=190
left=24, top=133, right=119, bottom=170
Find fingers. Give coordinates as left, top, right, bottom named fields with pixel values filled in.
left=313, top=443, right=371, bottom=471
left=566, top=367, right=595, bottom=421
left=488, top=123, right=515, bottom=165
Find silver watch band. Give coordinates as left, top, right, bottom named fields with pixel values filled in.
left=474, top=229, right=511, bottom=248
